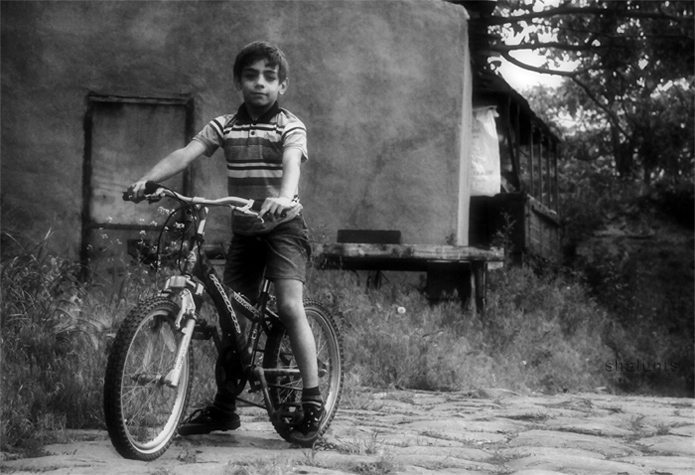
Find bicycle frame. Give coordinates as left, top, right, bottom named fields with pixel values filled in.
left=151, top=189, right=292, bottom=415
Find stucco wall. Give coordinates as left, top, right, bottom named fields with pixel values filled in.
left=1, top=0, right=470, bottom=257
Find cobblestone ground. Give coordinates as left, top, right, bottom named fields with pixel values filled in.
left=2, top=388, right=694, bottom=475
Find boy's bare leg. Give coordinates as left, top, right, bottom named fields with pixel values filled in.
left=273, top=279, right=319, bottom=388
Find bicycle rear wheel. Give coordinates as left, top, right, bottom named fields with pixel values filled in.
left=263, top=299, right=343, bottom=446
left=103, top=297, right=193, bottom=460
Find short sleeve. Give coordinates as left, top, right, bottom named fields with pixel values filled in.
left=192, top=115, right=231, bottom=157
left=282, top=119, right=308, bottom=162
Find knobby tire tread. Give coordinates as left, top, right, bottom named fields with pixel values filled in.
left=103, top=297, right=193, bottom=461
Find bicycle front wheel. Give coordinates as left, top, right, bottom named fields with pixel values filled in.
left=103, top=297, right=193, bottom=460
left=263, top=299, right=343, bottom=446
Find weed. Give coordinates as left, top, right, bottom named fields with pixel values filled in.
left=352, top=454, right=400, bottom=475
left=655, top=423, right=671, bottom=436
left=629, top=415, right=646, bottom=432
left=336, top=430, right=387, bottom=455
left=356, top=457, right=398, bottom=475
left=299, top=444, right=321, bottom=467
left=226, top=457, right=295, bottom=475
left=382, top=392, right=416, bottom=405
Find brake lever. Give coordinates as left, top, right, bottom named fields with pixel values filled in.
left=122, top=190, right=162, bottom=203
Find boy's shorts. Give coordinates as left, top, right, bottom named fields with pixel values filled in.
left=223, top=216, right=311, bottom=300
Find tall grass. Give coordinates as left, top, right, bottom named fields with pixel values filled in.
left=0, top=227, right=679, bottom=456
left=307, top=267, right=616, bottom=394
left=1, top=229, right=159, bottom=455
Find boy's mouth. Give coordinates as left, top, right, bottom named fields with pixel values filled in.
left=250, top=92, right=267, bottom=100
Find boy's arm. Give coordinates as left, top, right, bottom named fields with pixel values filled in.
left=261, top=148, right=302, bottom=217
left=130, top=140, right=207, bottom=198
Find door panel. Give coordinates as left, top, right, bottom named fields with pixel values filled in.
left=82, top=96, right=192, bottom=275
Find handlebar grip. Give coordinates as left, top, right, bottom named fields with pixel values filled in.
left=144, top=181, right=160, bottom=194
left=122, top=181, right=161, bottom=201
left=250, top=199, right=290, bottom=218
left=250, top=200, right=264, bottom=213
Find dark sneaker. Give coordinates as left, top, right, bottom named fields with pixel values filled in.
left=289, top=402, right=324, bottom=443
left=178, top=406, right=240, bottom=436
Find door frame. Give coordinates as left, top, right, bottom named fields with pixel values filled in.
left=80, top=93, right=195, bottom=277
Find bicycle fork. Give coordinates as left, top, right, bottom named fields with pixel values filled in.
left=161, top=276, right=203, bottom=388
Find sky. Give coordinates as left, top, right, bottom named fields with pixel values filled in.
left=494, top=0, right=569, bottom=92
left=497, top=52, right=565, bottom=91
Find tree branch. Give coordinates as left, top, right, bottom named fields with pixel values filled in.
left=494, top=42, right=599, bottom=53
left=487, top=5, right=690, bottom=26
left=499, top=51, right=630, bottom=138
left=568, top=76, right=630, bottom=139
left=499, top=50, right=581, bottom=77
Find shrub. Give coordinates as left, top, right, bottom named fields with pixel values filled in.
left=559, top=165, right=694, bottom=397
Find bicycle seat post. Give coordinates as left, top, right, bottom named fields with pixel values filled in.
left=256, top=277, right=273, bottom=311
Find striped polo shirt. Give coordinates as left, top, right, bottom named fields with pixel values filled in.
left=192, top=102, right=308, bottom=234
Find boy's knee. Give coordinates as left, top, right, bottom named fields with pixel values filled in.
left=274, top=279, right=304, bottom=314
left=276, top=297, right=304, bottom=321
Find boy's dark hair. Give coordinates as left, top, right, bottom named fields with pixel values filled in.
left=233, top=41, right=289, bottom=82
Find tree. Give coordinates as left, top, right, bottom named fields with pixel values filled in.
left=486, top=0, right=694, bottom=186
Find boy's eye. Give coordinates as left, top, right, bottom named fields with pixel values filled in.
left=264, top=73, right=277, bottom=82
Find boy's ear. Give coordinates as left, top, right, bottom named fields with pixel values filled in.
left=233, top=77, right=242, bottom=91
left=279, top=78, right=289, bottom=95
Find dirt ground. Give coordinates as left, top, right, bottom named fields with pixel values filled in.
left=2, top=388, right=694, bottom=475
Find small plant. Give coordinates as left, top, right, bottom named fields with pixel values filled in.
left=352, top=454, right=400, bottom=475
left=226, top=457, right=295, bottom=475
left=629, top=415, right=646, bottom=433
left=336, top=430, right=387, bottom=456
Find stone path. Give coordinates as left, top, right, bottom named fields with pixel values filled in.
left=2, top=388, right=694, bottom=474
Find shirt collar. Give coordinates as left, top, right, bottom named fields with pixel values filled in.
left=236, top=101, right=281, bottom=125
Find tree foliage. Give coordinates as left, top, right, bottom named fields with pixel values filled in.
left=488, top=0, right=694, bottom=186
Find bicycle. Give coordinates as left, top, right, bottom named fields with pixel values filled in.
left=103, top=182, right=344, bottom=461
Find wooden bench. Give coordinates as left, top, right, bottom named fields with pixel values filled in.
left=315, top=230, right=504, bottom=314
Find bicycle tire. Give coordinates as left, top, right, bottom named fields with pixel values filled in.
left=263, top=299, right=343, bottom=447
left=103, top=297, right=193, bottom=460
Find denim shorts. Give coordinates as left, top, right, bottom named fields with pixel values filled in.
left=223, top=216, right=311, bottom=300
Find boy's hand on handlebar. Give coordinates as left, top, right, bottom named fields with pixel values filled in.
left=260, top=197, right=295, bottom=218
left=123, top=180, right=149, bottom=203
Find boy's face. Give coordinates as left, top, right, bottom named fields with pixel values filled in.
left=235, top=58, right=287, bottom=117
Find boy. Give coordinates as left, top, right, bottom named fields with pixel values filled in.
left=128, top=41, right=323, bottom=442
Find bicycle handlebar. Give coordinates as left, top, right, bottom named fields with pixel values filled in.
left=123, top=181, right=262, bottom=215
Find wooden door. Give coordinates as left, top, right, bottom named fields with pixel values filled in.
left=81, top=95, right=193, bottom=278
